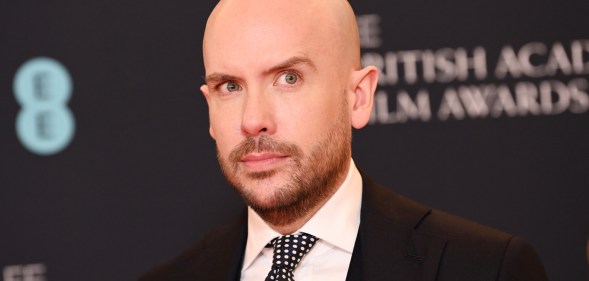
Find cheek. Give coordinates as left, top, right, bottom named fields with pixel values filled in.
left=209, top=107, right=241, bottom=153
left=211, top=126, right=238, bottom=160
left=302, top=88, right=343, bottom=120
left=282, top=93, right=339, bottom=143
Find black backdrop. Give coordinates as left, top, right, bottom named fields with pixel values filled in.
left=1, top=0, right=588, bottom=280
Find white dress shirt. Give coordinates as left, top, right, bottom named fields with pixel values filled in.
left=240, top=159, right=363, bottom=281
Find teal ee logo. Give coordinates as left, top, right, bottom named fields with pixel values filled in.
left=13, top=57, right=75, bottom=155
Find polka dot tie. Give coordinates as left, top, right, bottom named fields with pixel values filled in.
left=264, top=232, right=318, bottom=281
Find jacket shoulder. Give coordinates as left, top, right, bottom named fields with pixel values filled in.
left=419, top=210, right=548, bottom=280
left=137, top=213, right=246, bottom=281
left=362, top=176, right=548, bottom=280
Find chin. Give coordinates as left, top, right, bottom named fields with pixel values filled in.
left=238, top=175, right=287, bottom=200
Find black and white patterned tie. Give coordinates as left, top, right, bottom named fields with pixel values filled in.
left=265, top=233, right=318, bottom=281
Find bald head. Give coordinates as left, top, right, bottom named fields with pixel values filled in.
left=202, top=0, right=361, bottom=73
left=200, top=0, right=378, bottom=133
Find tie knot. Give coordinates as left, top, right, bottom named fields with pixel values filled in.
left=265, top=233, right=318, bottom=281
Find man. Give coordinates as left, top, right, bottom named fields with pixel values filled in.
left=139, top=0, right=549, bottom=280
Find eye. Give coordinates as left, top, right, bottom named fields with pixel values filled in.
left=275, top=71, right=300, bottom=86
left=283, top=73, right=298, bottom=84
left=219, top=81, right=242, bottom=93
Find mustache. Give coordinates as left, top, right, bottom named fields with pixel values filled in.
left=228, top=135, right=303, bottom=163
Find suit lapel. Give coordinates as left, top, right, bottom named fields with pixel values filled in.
left=345, top=229, right=362, bottom=281
left=224, top=219, right=247, bottom=281
left=350, top=176, right=446, bottom=281
left=221, top=212, right=248, bottom=281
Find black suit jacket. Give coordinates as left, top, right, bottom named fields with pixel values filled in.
left=138, top=176, right=549, bottom=281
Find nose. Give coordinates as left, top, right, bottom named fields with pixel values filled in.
left=240, top=91, right=276, bottom=137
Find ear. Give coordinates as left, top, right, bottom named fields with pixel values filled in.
left=349, top=66, right=379, bottom=129
left=200, top=84, right=216, bottom=140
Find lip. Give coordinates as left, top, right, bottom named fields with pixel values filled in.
left=240, top=153, right=288, bottom=171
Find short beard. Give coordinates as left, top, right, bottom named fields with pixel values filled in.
left=217, top=99, right=351, bottom=227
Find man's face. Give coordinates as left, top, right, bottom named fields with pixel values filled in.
left=201, top=2, right=354, bottom=225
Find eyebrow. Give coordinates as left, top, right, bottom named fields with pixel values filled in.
left=204, top=73, right=239, bottom=85
left=264, top=55, right=317, bottom=75
left=204, top=55, right=317, bottom=85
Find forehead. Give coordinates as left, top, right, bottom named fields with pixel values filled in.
left=203, top=1, right=336, bottom=74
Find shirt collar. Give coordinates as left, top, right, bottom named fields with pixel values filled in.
left=242, top=159, right=362, bottom=270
